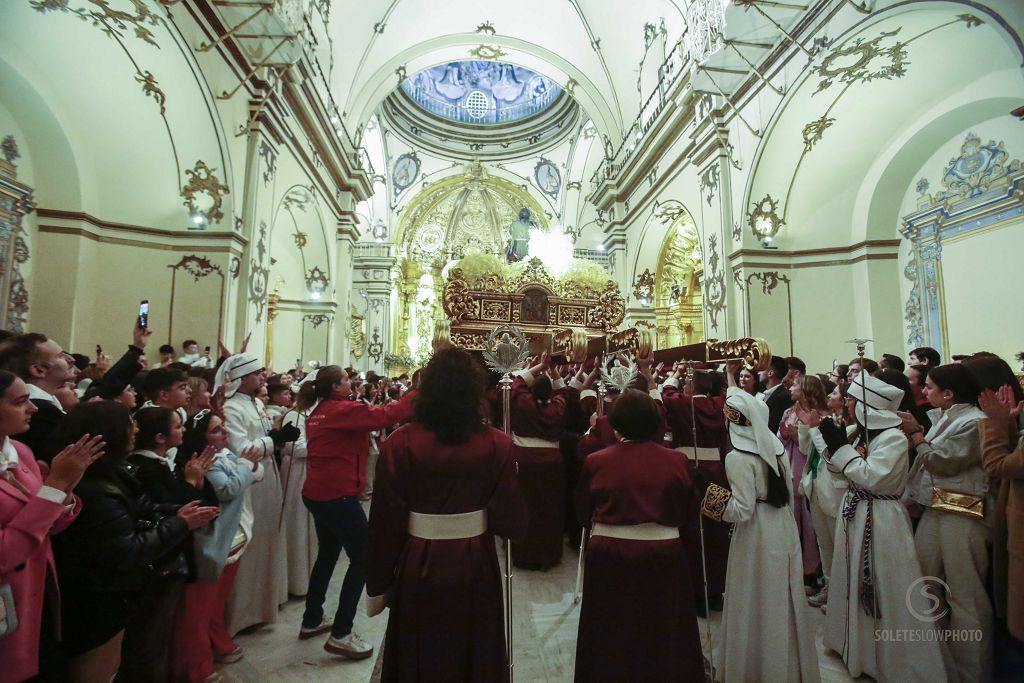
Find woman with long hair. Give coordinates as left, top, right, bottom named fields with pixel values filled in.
left=700, top=368, right=819, bottom=682
left=53, top=402, right=217, bottom=683
left=301, top=365, right=415, bottom=660
left=902, top=363, right=991, bottom=681
left=366, top=348, right=527, bottom=682
left=172, top=410, right=262, bottom=682
left=778, top=375, right=823, bottom=593
left=575, top=388, right=703, bottom=682
left=279, top=376, right=318, bottom=597
left=0, top=370, right=101, bottom=682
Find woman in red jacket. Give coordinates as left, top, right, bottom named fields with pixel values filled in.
left=301, top=365, right=415, bottom=660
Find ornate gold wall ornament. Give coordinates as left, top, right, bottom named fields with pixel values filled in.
left=304, top=313, right=331, bottom=329
left=349, top=306, right=366, bottom=359
left=306, top=266, right=329, bottom=293
left=801, top=115, right=835, bottom=152
left=956, top=14, right=983, bottom=28
left=368, top=327, right=383, bottom=362
left=249, top=221, right=270, bottom=322
left=293, top=230, right=308, bottom=248
left=259, top=141, right=277, bottom=186
left=181, top=160, right=230, bottom=223
left=632, top=268, right=655, bottom=304
left=704, top=234, right=726, bottom=332
left=135, top=71, right=165, bottom=115
left=0, top=142, right=33, bottom=332
left=469, top=44, right=508, bottom=60
left=475, top=21, right=496, bottom=35
left=32, top=0, right=163, bottom=48
left=812, top=29, right=908, bottom=95
left=748, top=271, right=791, bottom=296
left=747, top=194, right=785, bottom=240
left=442, top=269, right=479, bottom=323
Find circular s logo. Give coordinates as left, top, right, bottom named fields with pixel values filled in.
left=906, top=576, right=950, bottom=622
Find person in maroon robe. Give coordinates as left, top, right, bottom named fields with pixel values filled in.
left=574, top=388, right=704, bottom=682
left=367, top=348, right=527, bottom=683
left=661, top=365, right=731, bottom=614
left=509, top=356, right=574, bottom=569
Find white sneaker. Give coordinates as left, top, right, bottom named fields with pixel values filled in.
left=808, top=583, right=829, bottom=608
left=324, top=632, right=374, bottom=660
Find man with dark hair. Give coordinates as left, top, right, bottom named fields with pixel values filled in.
left=155, top=344, right=176, bottom=368
left=909, top=346, right=941, bottom=368
left=847, top=356, right=880, bottom=382
left=784, top=356, right=806, bottom=388
left=758, top=355, right=793, bottom=434
left=141, top=366, right=190, bottom=423
left=880, top=353, right=906, bottom=373
left=904, top=364, right=932, bottom=436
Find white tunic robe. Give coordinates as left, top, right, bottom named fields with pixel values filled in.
left=279, top=408, right=317, bottom=596
left=223, top=392, right=288, bottom=634
left=719, top=450, right=820, bottom=683
left=824, top=427, right=950, bottom=682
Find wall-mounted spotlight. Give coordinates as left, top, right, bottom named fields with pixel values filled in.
left=188, top=210, right=208, bottom=230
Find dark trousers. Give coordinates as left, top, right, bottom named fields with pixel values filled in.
left=302, top=495, right=367, bottom=638
left=117, top=576, right=184, bottom=683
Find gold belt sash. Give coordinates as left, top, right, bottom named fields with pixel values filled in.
left=591, top=522, right=680, bottom=541
left=408, top=510, right=487, bottom=540
left=674, top=446, right=720, bottom=462
left=511, top=434, right=560, bottom=449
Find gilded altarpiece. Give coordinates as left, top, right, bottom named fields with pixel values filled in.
left=654, top=213, right=703, bottom=348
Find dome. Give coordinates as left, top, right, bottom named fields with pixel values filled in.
left=401, top=61, right=562, bottom=125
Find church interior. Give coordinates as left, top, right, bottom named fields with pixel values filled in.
left=1, top=1, right=1023, bottom=682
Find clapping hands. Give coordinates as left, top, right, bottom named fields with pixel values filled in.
left=979, top=385, right=1024, bottom=421
left=176, top=500, right=219, bottom=530
left=184, top=445, right=217, bottom=489
left=44, top=434, right=106, bottom=493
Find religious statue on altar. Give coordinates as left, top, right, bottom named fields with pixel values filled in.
left=504, top=207, right=536, bottom=263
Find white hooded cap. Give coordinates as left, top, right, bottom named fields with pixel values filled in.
left=725, top=386, right=784, bottom=475
left=849, top=371, right=905, bottom=429
left=213, top=353, right=262, bottom=398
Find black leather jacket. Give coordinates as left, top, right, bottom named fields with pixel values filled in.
left=54, top=460, right=190, bottom=593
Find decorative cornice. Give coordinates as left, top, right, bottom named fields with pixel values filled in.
left=730, top=239, right=901, bottom=270
left=35, top=208, right=247, bottom=251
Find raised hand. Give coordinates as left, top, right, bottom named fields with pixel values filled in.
left=795, top=403, right=822, bottom=428
left=45, top=434, right=105, bottom=493
left=184, top=445, right=217, bottom=488
left=176, top=500, right=219, bottom=530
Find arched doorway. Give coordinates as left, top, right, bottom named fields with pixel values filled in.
left=654, top=210, right=703, bottom=348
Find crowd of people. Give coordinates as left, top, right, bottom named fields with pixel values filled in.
left=1, top=317, right=1022, bottom=682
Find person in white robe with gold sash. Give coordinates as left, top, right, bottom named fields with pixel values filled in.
left=816, top=372, right=950, bottom=683
left=700, top=376, right=820, bottom=683
left=216, top=354, right=299, bottom=635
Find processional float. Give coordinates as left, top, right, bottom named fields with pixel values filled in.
left=436, top=257, right=772, bottom=682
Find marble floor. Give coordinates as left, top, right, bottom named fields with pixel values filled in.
left=221, top=531, right=866, bottom=682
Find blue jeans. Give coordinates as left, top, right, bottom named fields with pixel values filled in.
left=301, top=495, right=367, bottom=638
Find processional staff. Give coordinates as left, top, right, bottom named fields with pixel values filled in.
left=481, top=324, right=533, bottom=683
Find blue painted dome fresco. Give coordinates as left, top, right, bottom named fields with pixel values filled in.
left=401, top=61, right=562, bottom=125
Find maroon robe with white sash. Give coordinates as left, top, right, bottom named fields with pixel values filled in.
left=509, top=374, right=569, bottom=567
left=367, top=424, right=527, bottom=682
left=574, top=441, right=704, bottom=682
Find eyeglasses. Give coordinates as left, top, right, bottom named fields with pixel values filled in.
left=191, top=408, right=211, bottom=427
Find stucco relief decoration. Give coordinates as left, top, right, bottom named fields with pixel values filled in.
left=182, top=160, right=230, bottom=223
left=812, top=29, right=908, bottom=95
left=349, top=306, right=366, bottom=359
left=170, top=254, right=223, bottom=282
left=703, top=234, right=726, bottom=331
left=259, top=141, right=277, bottom=186
left=31, top=0, right=163, bottom=47
left=699, top=165, right=719, bottom=206
left=903, top=259, right=924, bottom=347
left=249, top=221, right=270, bottom=321
left=229, top=256, right=240, bottom=280
left=134, top=70, right=166, bottom=115
left=747, top=271, right=791, bottom=295
left=747, top=194, right=785, bottom=241
left=1, top=136, right=19, bottom=164
left=632, top=268, right=656, bottom=303
left=305, top=266, right=329, bottom=293
left=936, top=132, right=1021, bottom=199
left=0, top=134, right=32, bottom=332
left=304, top=313, right=331, bottom=329
left=801, top=115, right=835, bottom=152
left=292, top=230, right=307, bottom=248
left=475, top=21, right=496, bottom=35
left=469, top=45, right=507, bottom=60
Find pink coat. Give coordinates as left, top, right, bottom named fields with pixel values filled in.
left=0, top=439, right=80, bottom=682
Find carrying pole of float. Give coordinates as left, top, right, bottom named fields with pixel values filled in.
left=573, top=364, right=606, bottom=605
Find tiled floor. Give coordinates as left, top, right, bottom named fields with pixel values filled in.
left=222, top=529, right=866, bottom=682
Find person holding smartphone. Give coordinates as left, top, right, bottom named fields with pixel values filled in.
left=178, top=340, right=213, bottom=369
